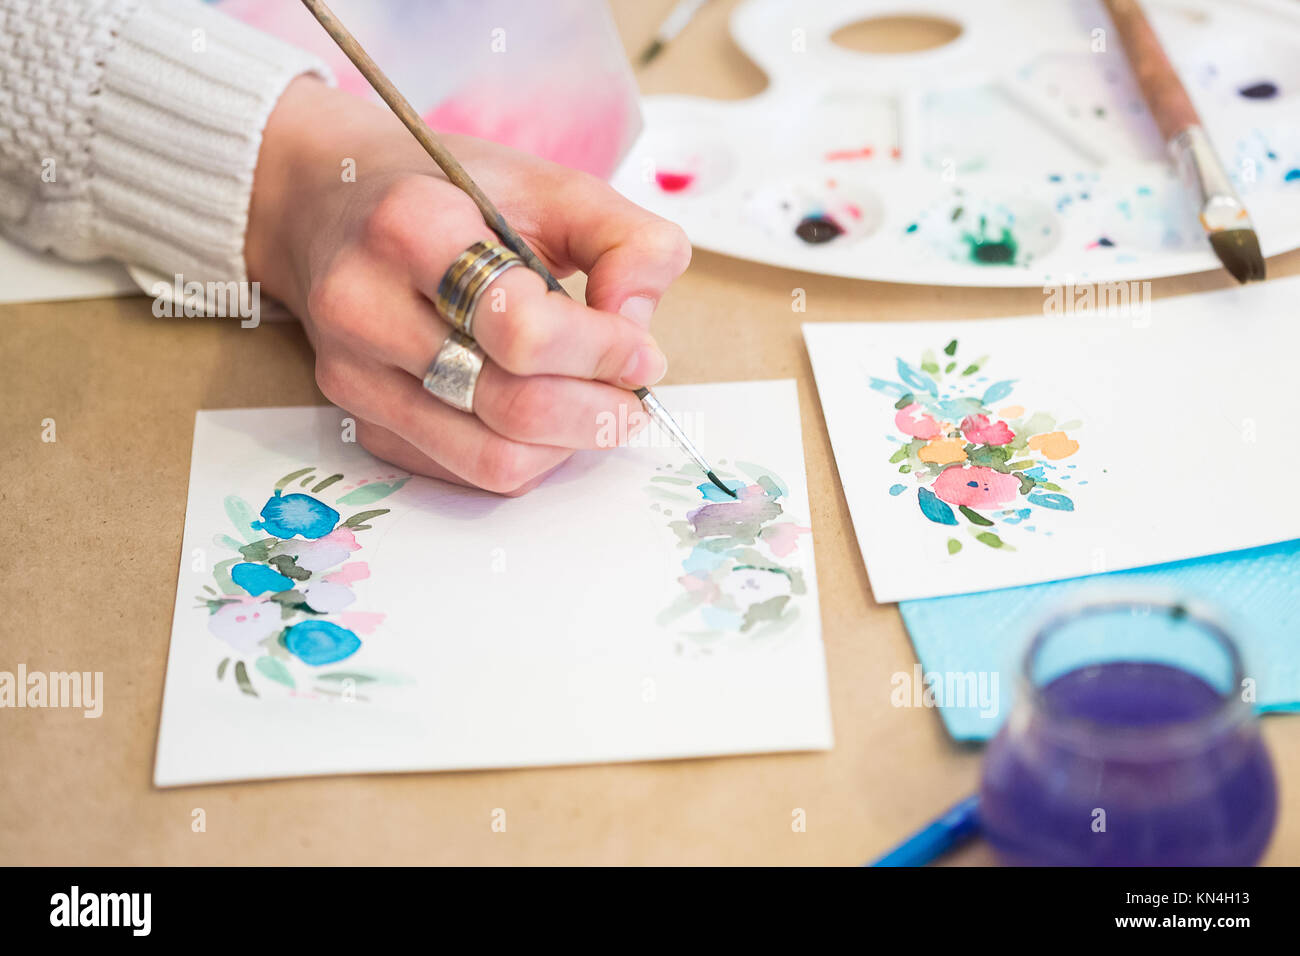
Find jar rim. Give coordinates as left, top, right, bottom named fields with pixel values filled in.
left=1019, top=598, right=1252, bottom=752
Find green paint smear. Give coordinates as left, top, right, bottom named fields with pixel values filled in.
left=212, top=557, right=242, bottom=595
left=336, top=477, right=410, bottom=506
left=959, top=505, right=994, bottom=526
left=889, top=447, right=909, bottom=464
left=944, top=362, right=956, bottom=373
left=976, top=531, right=1006, bottom=549
left=947, top=538, right=962, bottom=555
left=217, top=657, right=230, bottom=681
left=736, top=461, right=789, bottom=496
left=255, top=655, right=295, bottom=688
left=223, top=495, right=259, bottom=544
left=894, top=393, right=914, bottom=410
left=651, top=475, right=694, bottom=486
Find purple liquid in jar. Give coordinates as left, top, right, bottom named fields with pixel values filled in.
left=980, top=605, right=1277, bottom=866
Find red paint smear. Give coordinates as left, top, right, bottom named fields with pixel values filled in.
left=655, top=170, right=695, bottom=193
left=844, top=203, right=862, bottom=220
left=825, top=147, right=874, bottom=161
left=890, top=147, right=902, bottom=159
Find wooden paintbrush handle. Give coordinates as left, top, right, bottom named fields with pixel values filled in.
left=1102, top=0, right=1200, bottom=141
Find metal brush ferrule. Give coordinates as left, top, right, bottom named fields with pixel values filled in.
left=1171, top=125, right=1252, bottom=233
left=639, top=389, right=709, bottom=474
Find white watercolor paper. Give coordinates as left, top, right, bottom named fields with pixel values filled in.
left=0, top=236, right=136, bottom=304
left=155, top=380, right=831, bottom=786
left=804, top=275, right=1300, bottom=603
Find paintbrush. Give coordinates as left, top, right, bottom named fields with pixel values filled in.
left=1102, top=0, right=1265, bottom=283
left=299, top=0, right=736, bottom=499
left=636, top=0, right=712, bottom=67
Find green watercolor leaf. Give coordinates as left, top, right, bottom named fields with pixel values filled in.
left=234, top=660, right=258, bottom=697
left=947, top=538, right=962, bottom=555
left=959, top=505, right=994, bottom=526
left=223, top=495, right=259, bottom=544
left=275, top=467, right=316, bottom=492
left=889, top=447, right=909, bottom=464
left=975, top=531, right=1005, bottom=549
left=255, top=655, right=295, bottom=688
left=343, top=508, right=390, bottom=528
left=217, top=658, right=230, bottom=681
left=337, top=478, right=410, bottom=506
left=269, top=554, right=311, bottom=581
left=238, top=538, right=277, bottom=562
left=944, top=362, right=956, bottom=373
left=894, top=393, right=915, bottom=410
left=943, top=339, right=958, bottom=356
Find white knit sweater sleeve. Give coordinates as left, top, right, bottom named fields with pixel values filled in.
left=0, top=0, right=332, bottom=291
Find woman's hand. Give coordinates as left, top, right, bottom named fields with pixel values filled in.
left=245, top=77, right=690, bottom=494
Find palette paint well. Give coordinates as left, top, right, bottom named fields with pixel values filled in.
left=613, top=0, right=1300, bottom=286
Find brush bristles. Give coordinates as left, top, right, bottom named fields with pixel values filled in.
left=1209, top=229, right=1266, bottom=284
left=707, top=471, right=737, bottom=498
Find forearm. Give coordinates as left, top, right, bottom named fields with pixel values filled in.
left=0, top=0, right=330, bottom=294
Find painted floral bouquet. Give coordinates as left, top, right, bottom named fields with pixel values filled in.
left=649, top=462, right=811, bottom=647
left=870, top=339, right=1083, bottom=553
left=196, top=467, right=408, bottom=699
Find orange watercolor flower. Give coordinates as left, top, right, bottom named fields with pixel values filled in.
left=918, top=437, right=968, bottom=465
left=1028, top=431, right=1079, bottom=460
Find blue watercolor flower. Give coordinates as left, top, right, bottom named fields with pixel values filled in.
left=252, top=491, right=339, bottom=540
left=231, top=562, right=295, bottom=596
left=283, top=619, right=362, bottom=666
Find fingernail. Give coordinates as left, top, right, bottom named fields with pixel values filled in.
left=618, top=295, right=656, bottom=326
left=621, top=344, right=668, bottom=387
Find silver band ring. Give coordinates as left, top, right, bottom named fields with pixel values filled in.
left=457, top=256, right=523, bottom=337
left=434, top=240, right=524, bottom=335
left=422, top=330, right=485, bottom=413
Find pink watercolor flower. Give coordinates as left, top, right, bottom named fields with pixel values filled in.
left=932, top=466, right=1021, bottom=509
left=895, top=403, right=943, bottom=440
left=761, top=522, right=811, bottom=558
left=960, top=414, right=1014, bottom=446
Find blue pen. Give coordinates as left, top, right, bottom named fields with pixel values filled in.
left=868, top=795, right=981, bottom=867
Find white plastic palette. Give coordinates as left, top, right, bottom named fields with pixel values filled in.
left=612, top=0, right=1300, bottom=286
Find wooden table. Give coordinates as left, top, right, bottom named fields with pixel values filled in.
left=2, top=0, right=1296, bottom=865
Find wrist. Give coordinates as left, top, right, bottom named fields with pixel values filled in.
left=246, top=76, right=336, bottom=313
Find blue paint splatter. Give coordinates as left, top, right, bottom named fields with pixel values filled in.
left=982, top=380, right=1016, bottom=404
left=1027, top=491, right=1075, bottom=511
left=889, top=483, right=906, bottom=496
left=897, top=358, right=938, bottom=396
left=1285, top=168, right=1300, bottom=182
left=231, top=562, right=295, bottom=596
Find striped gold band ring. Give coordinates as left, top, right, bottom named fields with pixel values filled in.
left=433, top=239, right=524, bottom=336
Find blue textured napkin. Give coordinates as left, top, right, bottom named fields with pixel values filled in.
left=898, top=540, right=1300, bottom=740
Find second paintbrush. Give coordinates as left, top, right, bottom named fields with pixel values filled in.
left=1103, top=0, right=1265, bottom=283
